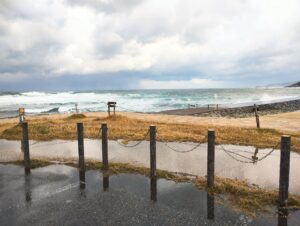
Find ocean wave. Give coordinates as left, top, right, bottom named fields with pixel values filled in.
left=0, top=89, right=299, bottom=114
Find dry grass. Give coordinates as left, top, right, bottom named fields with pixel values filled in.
left=8, top=159, right=300, bottom=217
left=194, top=177, right=300, bottom=216
left=1, top=114, right=300, bottom=152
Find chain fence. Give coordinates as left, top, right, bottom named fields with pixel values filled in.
left=28, top=126, right=299, bottom=164
left=114, top=130, right=150, bottom=148
left=31, top=140, right=75, bottom=148
left=218, top=142, right=280, bottom=164
left=98, top=125, right=150, bottom=149
left=157, top=130, right=207, bottom=153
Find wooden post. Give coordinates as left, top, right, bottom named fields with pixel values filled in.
left=254, top=104, right=260, bottom=129
left=77, top=123, right=85, bottom=171
left=278, top=135, right=291, bottom=207
left=108, top=105, right=110, bottom=116
left=101, top=123, right=109, bottom=170
left=19, top=108, right=25, bottom=123
left=207, top=129, right=215, bottom=188
left=150, top=126, right=156, bottom=178
left=77, top=123, right=85, bottom=188
left=22, top=122, right=31, bottom=174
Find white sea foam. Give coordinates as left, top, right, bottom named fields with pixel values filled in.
left=0, top=88, right=299, bottom=114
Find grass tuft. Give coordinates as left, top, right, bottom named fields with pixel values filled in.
left=65, top=114, right=87, bottom=120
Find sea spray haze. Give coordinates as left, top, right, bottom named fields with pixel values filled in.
left=0, top=88, right=300, bottom=117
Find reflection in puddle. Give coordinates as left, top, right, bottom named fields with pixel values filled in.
left=103, top=174, right=109, bottom=191
left=79, top=170, right=86, bottom=189
left=150, top=177, right=157, bottom=202
left=24, top=174, right=32, bottom=204
left=207, top=192, right=215, bottom=220
left=1, top=139, right=300, bottom=195
left=0, top=164, right=299, bottom=226
left=278, top=207, right=288, bottom=226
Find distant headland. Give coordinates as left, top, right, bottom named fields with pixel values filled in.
left=288, top=82, right=300, bottom=87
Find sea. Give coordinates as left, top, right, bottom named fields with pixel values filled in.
left=0, top=88, right=300, bottom=117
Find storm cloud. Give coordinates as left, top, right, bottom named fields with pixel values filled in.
left=0, top=0, right=300, bottom=90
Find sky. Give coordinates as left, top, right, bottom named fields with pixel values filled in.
left=0, top=0, right=300, bottom=91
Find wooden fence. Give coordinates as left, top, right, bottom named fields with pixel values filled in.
left=20, top=122, right=291, bottom=210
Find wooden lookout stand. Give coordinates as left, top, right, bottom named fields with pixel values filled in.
left=107, top=102, right=117, bottom=116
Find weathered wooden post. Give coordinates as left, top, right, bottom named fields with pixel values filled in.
left=278, top=135, right=291, bottom=207
left=207, top=129, right=215, bottom=188
left=254, top=104, right=260, bottom=129
left=77, top=123, right=85, bottom=188
left=101, top=123, right=109, bottom=170
left=22, top=122, right=31, bottom=174
left=107, top=104, right=110, bottom=116
left=19, top=107, right=26, bottom=123
left=150, top=126, right=156, bottom=178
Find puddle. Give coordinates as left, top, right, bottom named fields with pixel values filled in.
left=1, top=139, right=300, bottom=195
left=1, top=164, right=299, bottom=226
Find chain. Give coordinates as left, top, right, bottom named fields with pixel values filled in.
left=218, top=141, right=281, bottom=164
left=219, top=146, right=253, bottom=161
left=162, top=142, right=203, bottom=153
left=157, top=130, right=207, bottom=153
left=31, top=140, right=75, bottom=148
left=256, top=142, right=280, bottom=162
left=219, top=145, right=255, bottom=163
left=114, top=130, right=150, bottom=148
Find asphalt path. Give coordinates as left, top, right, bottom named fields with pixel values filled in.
left=0, top=164, right=298, bottom=226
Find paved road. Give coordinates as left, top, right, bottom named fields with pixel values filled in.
left=0, top=164, right=298, bottom=226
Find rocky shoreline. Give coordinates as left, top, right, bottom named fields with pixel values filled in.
left=160, top=99, right=300, bottom=118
